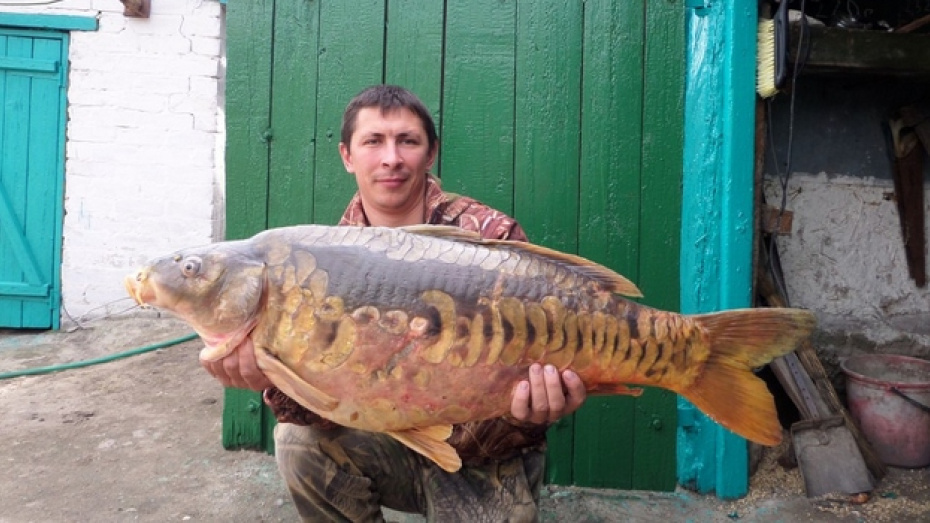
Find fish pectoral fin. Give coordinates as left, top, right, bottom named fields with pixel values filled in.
left=387, top=425, right=462, bottom=473
left=199, top=342, right=230, bottom=362
left=254, top=346, right=339, bottom=413
left=588, top=383, right=644, bottom=397
left=197, top=320, right=259, bottom=362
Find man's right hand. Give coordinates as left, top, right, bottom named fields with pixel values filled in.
left=200, top=337, right=273, bottom=391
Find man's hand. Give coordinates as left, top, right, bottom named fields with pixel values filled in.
left=200, top=337, right=273, bottom=391
left=510, top=363, right=587, bottom=425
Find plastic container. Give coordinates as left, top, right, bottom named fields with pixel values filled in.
left=840, top=354, right=930, bottom=468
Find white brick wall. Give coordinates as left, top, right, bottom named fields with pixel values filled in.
left=2, top=0, right=225, bottom=323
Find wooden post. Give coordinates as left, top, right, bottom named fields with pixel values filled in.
left=678, top=0, right=757, bottom=499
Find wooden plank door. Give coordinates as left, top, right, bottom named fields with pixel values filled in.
left=0, top=28, right=67, bottom=329
left=224, top=0, right=684, bottom=490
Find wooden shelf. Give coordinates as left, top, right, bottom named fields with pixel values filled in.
left=789, top=25, right=930, bottom=76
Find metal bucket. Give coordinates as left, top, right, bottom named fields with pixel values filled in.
left=840, top=354, right=930, bottom=468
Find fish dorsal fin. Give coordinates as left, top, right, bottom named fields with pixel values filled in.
left=254, top=345, right=339, bottom=413
left=402, top=225, right=642, bottom=297
left=493, top=241, right=643, bottom=297
left=387, top=425, right=462, bottom=473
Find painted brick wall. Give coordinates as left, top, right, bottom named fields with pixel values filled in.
left=4, top=0, right=224, bottom=323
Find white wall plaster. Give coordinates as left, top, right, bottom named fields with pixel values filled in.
left=764, top=172, right=930, bottom=354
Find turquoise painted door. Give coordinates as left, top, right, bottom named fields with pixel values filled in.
left=0, top=28, right=67, bottom=329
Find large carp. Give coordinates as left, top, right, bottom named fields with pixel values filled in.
left=125, top=225, right=815, bottom=472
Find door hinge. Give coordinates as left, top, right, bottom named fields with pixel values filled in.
left=685, top=0, right=713, bottom=12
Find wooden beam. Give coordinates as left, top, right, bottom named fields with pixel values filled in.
left=896, top=13, right=930, bottom=34
left=790, top=26, right=930, bottom=76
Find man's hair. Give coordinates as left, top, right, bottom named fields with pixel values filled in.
left=341, top=85, right=438, bottom=154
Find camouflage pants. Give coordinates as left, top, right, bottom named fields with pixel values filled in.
left=274, top=423, right=545, bottom=523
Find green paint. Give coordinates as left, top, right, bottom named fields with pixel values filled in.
left=221, top=389, right=267, bottom=451
left=384, top=1, right=443, bottom=107
left=223, top=0, right=275, bottom=450
left=0, top=29, right=67, bottom=330
left=0, top=13, right=97, bottom=32
left=385, top=0, right=443, bottom=176
left=512, top=1, right=583, bottom=484
left=224, top=0, right=273, bottom=240
left=267, top=0, right=320, bottom=228
left=223, top=0, right=686, bottom=489
left=439, top=0, right=516, bottom=213
left=513, top=0, right=582, bottom=251
left=573, top=0, right=646, bottom=489
left=312, top=0, right=384, bottom=225
left=634, top=0, right=686, bottom=492
left=385, top=0, right=443, bottom=148
left=678, top=1, right=757, bottom=499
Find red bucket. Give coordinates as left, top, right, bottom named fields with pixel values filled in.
left=841, top=354, right=930, bottom=468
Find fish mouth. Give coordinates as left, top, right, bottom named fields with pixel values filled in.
left=124, top=269, right=154, bottom=305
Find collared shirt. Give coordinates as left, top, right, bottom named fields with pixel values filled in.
left=338, top=174, right=528, bottom=242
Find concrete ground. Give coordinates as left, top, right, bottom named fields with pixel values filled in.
left=1, top=314, right=927, bottom=522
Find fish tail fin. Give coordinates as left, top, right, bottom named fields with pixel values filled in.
left=680, top=307, right=816, bottom=446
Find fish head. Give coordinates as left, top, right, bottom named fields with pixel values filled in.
left=125, top=242, right=266, bottom=359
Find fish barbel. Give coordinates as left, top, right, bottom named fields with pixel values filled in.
left=125, top=224, right=816, bottom=472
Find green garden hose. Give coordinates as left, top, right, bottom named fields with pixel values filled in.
left=0, top=333, right=199, bottom=381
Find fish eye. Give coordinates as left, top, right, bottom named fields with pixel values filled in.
left=180, top=256, right=202, bottom=277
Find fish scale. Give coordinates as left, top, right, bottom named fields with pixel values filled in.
left=126, top=224, right=818, bottom=473
left=277, top=231, right=646, bottom=378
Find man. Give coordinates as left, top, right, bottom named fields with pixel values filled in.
left=203, top=85, right=587, bottom=522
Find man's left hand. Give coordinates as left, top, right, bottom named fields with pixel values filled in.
left=510, top=363, right=587, bottom=425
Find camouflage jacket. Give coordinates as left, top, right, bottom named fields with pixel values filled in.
left=263, top=175, right=549, bottom=465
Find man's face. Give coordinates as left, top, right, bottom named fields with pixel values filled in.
left=339, top=107, right=437, bottom=224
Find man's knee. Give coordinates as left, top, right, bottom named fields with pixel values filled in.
left=273, top=423, right=384, bottom=522
left=273, top=423, right=322, bottom=483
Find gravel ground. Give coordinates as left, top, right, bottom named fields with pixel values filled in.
left=1, top=315, right=927, bottom=522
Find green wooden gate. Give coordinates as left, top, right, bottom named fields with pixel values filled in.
left=0, top=27, right=69, bottom=330
left=224, top=0, right=684, bottom=490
